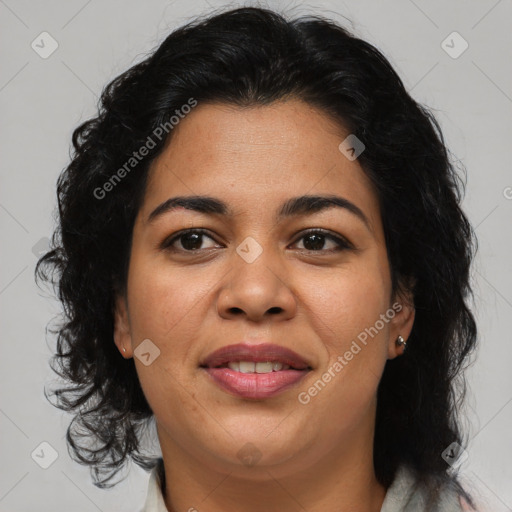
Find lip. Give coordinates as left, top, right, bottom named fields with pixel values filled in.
left=200, top=343, right=311, bottom=370
left=200, top=343, right=312, bottom=400
left=203, top=367, right=310, bottom=400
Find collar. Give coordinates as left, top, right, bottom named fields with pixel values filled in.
left=141, top=458, right=168, bottom=512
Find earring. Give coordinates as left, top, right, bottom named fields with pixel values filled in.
left=122, top=346, right=126, bottom=354
left=396, top=335, right=407, bottom=351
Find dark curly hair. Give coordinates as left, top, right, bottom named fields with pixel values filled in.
left=35, top=5, right=478, bottom=507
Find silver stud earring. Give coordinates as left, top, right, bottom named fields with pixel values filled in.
left=396, top=335, right=406, bottom=351
left=122, top=346, right=126, bottom=353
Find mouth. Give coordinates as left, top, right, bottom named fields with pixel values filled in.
left=199, top=343, right=312, bottom=399
left=211, top=361, right=299, bottom=372
left=199, top=342, right=312, bottom=370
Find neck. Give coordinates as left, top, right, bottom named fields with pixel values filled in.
left=157, top=415, right=387, bottom=512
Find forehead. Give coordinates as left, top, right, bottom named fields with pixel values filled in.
left=153, top=99, right=346, bottom=176
left=139, top=100, right=381, bottom=230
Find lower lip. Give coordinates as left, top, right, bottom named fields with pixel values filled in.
left=202, top=367, right=310, bottom=399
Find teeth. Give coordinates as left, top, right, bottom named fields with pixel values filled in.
left=255, top=362, right=274, bottom=373
left=239, top=361, right=255, bottom=373
left=226, top=361, right=291, bottom=373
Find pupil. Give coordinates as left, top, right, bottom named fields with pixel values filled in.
left=182, top=232, right=202, bottom=250
left=304, top=233, right=324, bottom=250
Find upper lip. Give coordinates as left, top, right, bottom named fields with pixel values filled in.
left=200, top=343, right=312, bottom=370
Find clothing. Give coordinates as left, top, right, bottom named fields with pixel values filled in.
left=141, top=458, right=167, bottom=512
left=140, top=458, right=464, bottom=512
left=380, top=465, right=464, bottom=512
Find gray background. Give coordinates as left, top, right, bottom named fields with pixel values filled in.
left=1, top=0, right=511, bottom=510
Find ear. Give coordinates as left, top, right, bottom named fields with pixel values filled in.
left=387, top=279, right=416, bottom=360
left=113, top=293, right=133, bottom=358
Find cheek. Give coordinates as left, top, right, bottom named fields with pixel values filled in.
left=127, top=251, right=210, bottom=339
left=125, top=255, right=206, bottom=415
left=296, top=258, right=391, bottom=407
left=300, top=262, right=390, bottom=345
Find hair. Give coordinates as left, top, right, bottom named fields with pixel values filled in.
left=35, top=5, right=478, bottom=507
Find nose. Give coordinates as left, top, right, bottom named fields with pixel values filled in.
left=216, top=243, right=297, bottom=322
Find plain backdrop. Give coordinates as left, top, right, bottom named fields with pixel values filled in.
left=1, top=0, right=511, bottom=511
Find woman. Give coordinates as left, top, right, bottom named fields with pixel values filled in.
left=35, top=6, right=478, bottom=511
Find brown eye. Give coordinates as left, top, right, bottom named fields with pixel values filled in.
left=161, top=228, right=353, bottom=254
left=292, top=229, right=353, bottom=252
left=162, top=229, right=219, bottom=252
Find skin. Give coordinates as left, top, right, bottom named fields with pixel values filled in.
left=114, top=99, right=415, bottom=512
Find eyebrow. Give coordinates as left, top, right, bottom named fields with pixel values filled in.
left=147, top=194, right=372, bottom=232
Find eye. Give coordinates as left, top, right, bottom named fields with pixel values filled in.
left=291, top=229, right=353, bottom=252
left=160, top=228, right=354, bottom=254
left=161, top=229, right=220, bottom=252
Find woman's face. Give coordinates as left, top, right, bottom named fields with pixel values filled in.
left=114, top=99, right=414, bottom=478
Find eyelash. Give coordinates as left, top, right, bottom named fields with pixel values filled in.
left=161, top=228, right=354, bottom=254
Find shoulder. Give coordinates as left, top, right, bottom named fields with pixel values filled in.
left=381, top=465, right=466, bottom=512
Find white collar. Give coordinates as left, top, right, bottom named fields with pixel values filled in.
left=141, top=458, right=168, bottom=512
